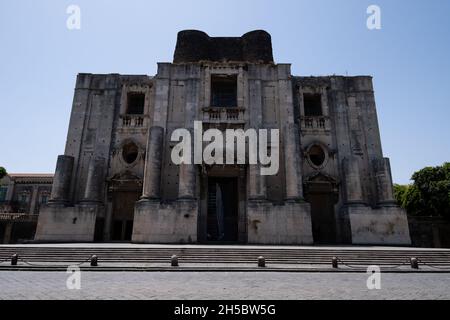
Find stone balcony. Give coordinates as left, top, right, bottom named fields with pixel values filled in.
left=120, top=115, right=146, bottom=128
left=201, top=107, right=245, bottom=124
left=300, top=116, right=331, bottom=134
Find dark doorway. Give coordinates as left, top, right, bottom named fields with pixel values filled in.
left=207, top=177, right=239, bottom=242
left=111, top=191, right=140, bottom=241
left=94, top=218, right=105, bottom=242
left=305, top=176, right=338, bottom=244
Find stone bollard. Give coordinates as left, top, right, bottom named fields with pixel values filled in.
left=11, top=254, right=18, bottom=266
left=332, top=257, right=339, bottom=269
left=171, top=255, right=179, bottom=267
left=90, top=255, right=98, bottom=267
left=258, top=256, right=266, bottom=268
left=410, top=257, right=419, bottom=269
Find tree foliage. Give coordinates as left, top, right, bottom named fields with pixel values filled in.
left=394, top=163, right=450, bottom=220
left=0, top=167, right=6, bottom=180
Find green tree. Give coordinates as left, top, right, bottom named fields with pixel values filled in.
left=395, top=163, right=450, bottom=220
left=0, top=167, right=6, bottom=179
left=402, top=184, right=427, bottom=217
left=393, top=184, right=408, bottom=206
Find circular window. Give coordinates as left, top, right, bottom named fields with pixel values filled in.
left=308, top=145, right=326, bottom=167
left=122, top=142, right=139, bottom=164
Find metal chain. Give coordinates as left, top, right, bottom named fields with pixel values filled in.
left=2, top=255, right=449, bottom=270
left=417, top=258, right=450, bottom=270
left=336, top=257, right=410, bottom=270
left=16, top=256, right=93, bottom=267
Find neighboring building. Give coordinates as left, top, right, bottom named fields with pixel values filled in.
left=0, top=173, right=52, bottom=243
left=34, top=30, right=411, bottom=245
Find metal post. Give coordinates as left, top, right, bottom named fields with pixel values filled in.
left=410, top=257, right=419, bottom=269
left=258, top=256, right=266, bottom=268
left=332, top=257, right=339, bottom=269
left=171, top=255, right=179, bottom=267
left=90, top=255, right=98, bottom=267
left=11, top=254, right=18, bottom=266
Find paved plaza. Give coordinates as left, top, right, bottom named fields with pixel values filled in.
left=0, top=271, right=449, bottom=300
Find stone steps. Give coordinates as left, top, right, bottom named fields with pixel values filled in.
left=1, top=246, right=450, bottom=266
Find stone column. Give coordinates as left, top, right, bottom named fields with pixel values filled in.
left=141, top=126, right=164, bottom=200
left=374, top=158, right=396, bottom=205
left=176, top=129, right=196, bottom=200
left=103, top=199, right=113, bottom=241
left=248, top=164, right=266, bottom=200
left=284, top=123, right=302, bottom=201
left=178, top=162, right=196, bottom=199
left=178, top=77, right=199, bottom=200
left=3, top=222, right=13, bottom=244
left=248, top=79, right=266, bottom=200
left=29, top=186, right=38, bottom=214
left=81, top=156, right=105, bottom=203
left=5, top=181, right=14, bottom=202
left=49, top=155, right=74, bottom=205
left=277, top=70, right=303, bottom=201
left=343, top=156, right=364, bottom=204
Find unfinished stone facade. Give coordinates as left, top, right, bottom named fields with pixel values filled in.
left=35, top=30, right=411, bottom=245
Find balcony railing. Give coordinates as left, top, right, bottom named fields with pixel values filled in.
left=120, top=115, right=145, bottom=127
left=202, top=107, right=245, bottom=123
left=300, top=116, right=330, bottom=132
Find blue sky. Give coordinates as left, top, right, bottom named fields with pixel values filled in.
left=1, top=0, right=449, bottom=184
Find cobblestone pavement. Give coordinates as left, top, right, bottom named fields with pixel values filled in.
left=0, top=271, right=449, bottom=300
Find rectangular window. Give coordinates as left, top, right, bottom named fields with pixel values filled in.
left=19, top=194, right=29, bottom=204
left=126, top=93, right=145, bottom=115
left=211, top=75, right=237, bottom=108
left=303, top=93, right=323, bottom=116
left=0, top=187, right=7, bottom=202
left=40, top=195, right=48, bottom=204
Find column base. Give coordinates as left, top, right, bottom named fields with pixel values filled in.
left=132, top=199, right=198, bottom=243
left=247, top=200, right=313, bottom=245
left=34, top=203, right=100, bottom=242
left=346, top=204, right=411, bottom=245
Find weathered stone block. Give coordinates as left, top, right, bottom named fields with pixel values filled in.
left=34, top=204, right=98, bottom=242
left=347, top=205, right=411, bottom=245
left=247, top=201, right=313, bottom=244
left=132, top=200, right=198, bottom=243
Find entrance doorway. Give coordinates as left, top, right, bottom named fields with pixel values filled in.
left=111, top=190, right=140, bottom=241
left=207, top=177, right=239, bottom=242
left=305, top=174, right=339, bottom=244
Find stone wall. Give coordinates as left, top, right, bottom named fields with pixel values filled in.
left=247, top=201, right=313, bottom=244
left=346, top=205, right=411, bottom=245
left=34, top=30, right=414, bottom=246
left=173, top=30, right=274, bottom=63
left=132, top=200, right=198, bottom=243
left=408, top=216, right=450, bottom=248
left=34, top=204, right=99, bottom=242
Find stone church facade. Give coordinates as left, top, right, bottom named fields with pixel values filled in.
left=35, top=30, right=411, bottom=245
